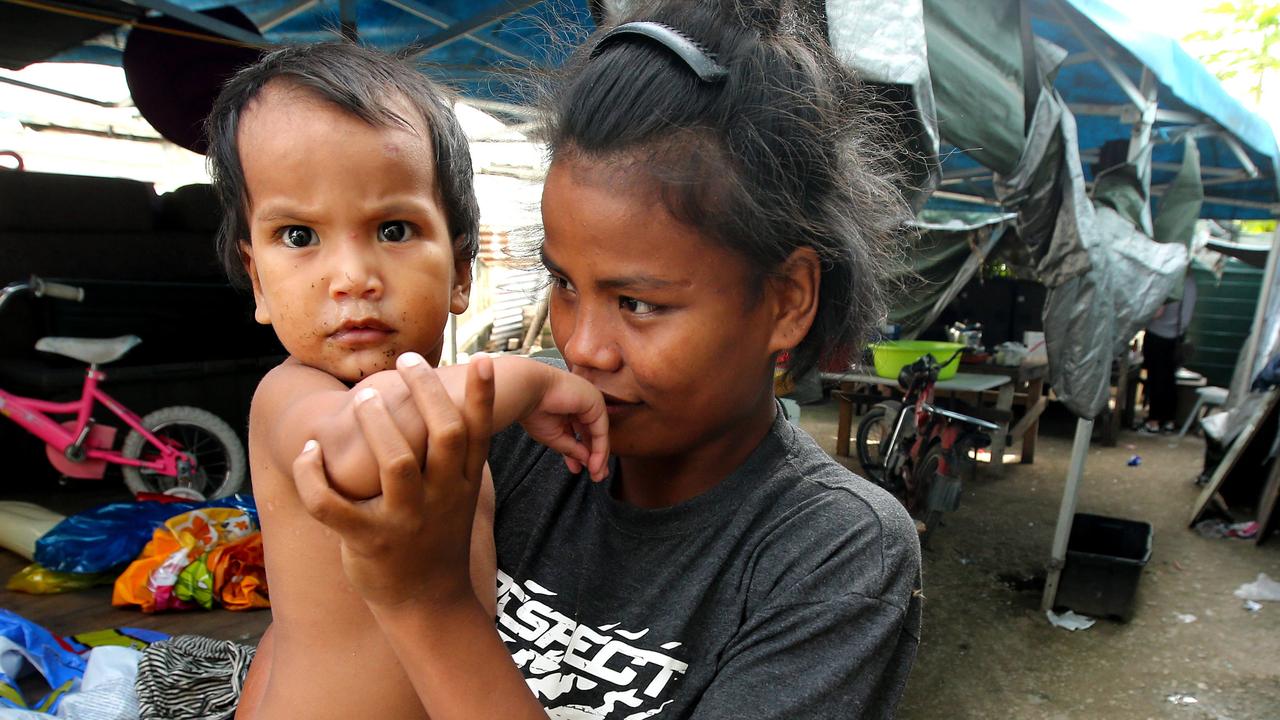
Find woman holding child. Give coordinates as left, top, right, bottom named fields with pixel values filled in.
left=217, top=1, right=921, bottom=718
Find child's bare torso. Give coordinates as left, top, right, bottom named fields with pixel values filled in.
left=235, top=365, right=497, bottom=720
left=237, top=445, right=430, bottom=720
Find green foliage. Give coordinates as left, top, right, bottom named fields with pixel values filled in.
left=1184, top=1, right=1280, bottom=104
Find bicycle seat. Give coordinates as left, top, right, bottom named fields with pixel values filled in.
left=35, top=335, right=142, bottom=365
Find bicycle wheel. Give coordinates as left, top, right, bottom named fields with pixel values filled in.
left=121, top=406, right=246, bottom=499
left=911, top=441, right=946, bottom=546
left=855, top=402, right=898, bottom=484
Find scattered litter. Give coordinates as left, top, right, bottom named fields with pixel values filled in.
left=1193, top=519, right=1258, bottom=540
left=1125, top=443, right=1136, bottom=450
left=1234, top=573, right=1280, bottom=602
left=1243, top=600, right=1263, bottom=613
left=1174, top=613, right=1197, bottom=624
left=1172, top=560, right=1185, bottom=572
left=1167, top=694, right=1199, bottom=706
left=1046, top=609, right=1095, bottom=631
left=1127, top=455, right=1142, bottom=467
left=1226, top=521, right=1259, bottom=539
left=1195, top=519, right=1228, bottom=538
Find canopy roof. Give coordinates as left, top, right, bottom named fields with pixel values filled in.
left=932, top=0, right=1278, bottom=220
left=3, top=0, right=1276, bottom=219
left=1, top=0, right=591, bottom=119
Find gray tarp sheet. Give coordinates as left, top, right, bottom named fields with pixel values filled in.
left=827, top=0, right=940, bottom=205
left=889, top=214, right=1017, bottom=335
left=833, top=0, right=1196, bottom=418
left=1152, top=136, right=1204, bottom=248
left=992, top=39, right=1188, bottom=418
left=921, top=0, right=1025, bottom=175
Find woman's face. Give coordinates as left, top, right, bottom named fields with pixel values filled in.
left=540, top=157, right=786, bottom=463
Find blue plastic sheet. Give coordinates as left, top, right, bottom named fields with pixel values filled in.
left=33, top=495, right=257, bottom=575
left=0, top=608, right=85, bottom=713
left=0, top=609, right=167, bottom=714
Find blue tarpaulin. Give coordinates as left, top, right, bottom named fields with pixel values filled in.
left=5, top=0, right=1275, bottom=218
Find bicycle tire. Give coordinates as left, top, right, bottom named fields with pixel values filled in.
left=911, top=441, right=945, bottom=547
left=121, top=406, right=246, bottom=499
left=855, top=402, right=898, bottom=485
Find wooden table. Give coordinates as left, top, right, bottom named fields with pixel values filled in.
left=831, top=370, right=1018, bottom=474
left=959, top=360, right=1050, bottom=463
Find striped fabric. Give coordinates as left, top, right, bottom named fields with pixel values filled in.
left=135, top=635, right=256, bottom=720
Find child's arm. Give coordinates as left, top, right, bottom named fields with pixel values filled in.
left=293, top=357, right=548, bottom=719
left=310, top=353, right=607, bottom=500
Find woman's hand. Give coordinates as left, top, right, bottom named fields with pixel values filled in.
left=293, top=354, right=495, bottom=610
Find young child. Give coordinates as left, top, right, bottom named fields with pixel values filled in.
left=202, top=43, right=609, bottom=720
left=295, top=2, right=924, bottom=718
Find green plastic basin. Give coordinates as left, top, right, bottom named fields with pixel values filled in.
left=869, top=340, right=966, bottom=380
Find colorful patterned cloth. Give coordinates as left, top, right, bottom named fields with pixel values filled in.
left=112, top=508, right=267, bottom=613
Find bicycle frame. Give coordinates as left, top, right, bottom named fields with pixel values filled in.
left=0, top=367, right=188, bottom=476
left=878, top=351, right=993, bottom=485
left=880, top=376, right=937, bottom=469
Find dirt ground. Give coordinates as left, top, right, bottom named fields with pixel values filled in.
left=3, top=397, right=1279, bottom=719
left=795, top=398, right=1280, bottom=720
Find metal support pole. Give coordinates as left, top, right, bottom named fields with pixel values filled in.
left=905, top=223, right=1009, bottom=339
left=1127, top=68, right=1157, bottom=236
left=1041, top=417, right=1093, bottom=611
left=122, top=0, right=268, bottom=45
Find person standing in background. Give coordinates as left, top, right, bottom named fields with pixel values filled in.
left=1143, top=273, right=1197, bottom=434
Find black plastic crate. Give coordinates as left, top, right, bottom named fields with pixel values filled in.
left=1056, top=513, right=1153, bottom=622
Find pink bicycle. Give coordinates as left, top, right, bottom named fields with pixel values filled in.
left=0, top=276, right=246, bottom=499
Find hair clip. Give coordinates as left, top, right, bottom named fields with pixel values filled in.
left=590, top=21, right=729, bottom=83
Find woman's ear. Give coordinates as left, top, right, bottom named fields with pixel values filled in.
left=240, top=241, right=271, bottom=325
left=767, top=247, right=821, bottom=354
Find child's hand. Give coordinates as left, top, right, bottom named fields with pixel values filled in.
left=292, top=355, right=495, bottom=610
left=520, top=364, right=609, bottom=482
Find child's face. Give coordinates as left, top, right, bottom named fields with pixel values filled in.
left=540, top=158, right=788, bottom=460
left=238, top=83, right=470, bottom=382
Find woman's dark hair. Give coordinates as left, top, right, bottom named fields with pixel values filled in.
left=206, top=42, right=480, bottom=287
left=542, top=0, right=908, bottom=379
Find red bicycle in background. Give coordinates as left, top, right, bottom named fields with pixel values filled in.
left=0, top=276, right=245, bottom=499
left=855, top=348, right=999, bottom=545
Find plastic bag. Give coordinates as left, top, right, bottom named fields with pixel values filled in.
left=34, top=496, right=256, bottom=575
left=174, top=556, right=215, bottom=610
left=206, top=533, right=269, bottom=611
left=0, top=609, right=86, bottom=714
left=0, top=609, right=164, bottom=716
left=111, top=529, right=183, bottom=614
left=113, top=507, right=261, bottom=613
left=6, top=563, right=115, bottom=595
left=54, top=645, right=142, bottom=720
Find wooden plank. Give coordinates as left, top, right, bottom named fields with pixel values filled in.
left=1009, top=395, right=1048, bottom=440
left=836, top=391, right=853, bottom=457
left=1188, top=389, right=1280, bottom=527
left=988, top=382, right=1016, bottom=476
left=1255, top=457, right=1280, bottom=546
left=1020, top=378, right=1046, bottom=464
left=834, top=371, right=1010, bottom=394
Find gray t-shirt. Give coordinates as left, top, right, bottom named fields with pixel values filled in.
left=490, top=407, right=922, bottom=719
left=1147, top=274, right=1198, bottom=340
